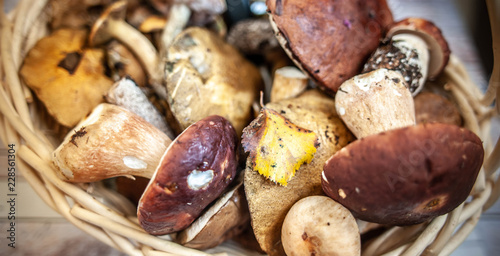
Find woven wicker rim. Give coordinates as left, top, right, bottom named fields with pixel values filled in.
left=1, top=0, right=499, bottom=255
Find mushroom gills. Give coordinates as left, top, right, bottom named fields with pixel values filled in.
left=364, top=33, right=430, bottom=95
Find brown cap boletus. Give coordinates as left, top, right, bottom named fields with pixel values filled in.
left=363, top=17, right=450, bottom=95
left=322, top=123, right=484, bottom=226
left=138, top=115, right=239, bottom=235
left=267, top=0, right=393, bottom=95
left=165, top=27, right=262, bottom=136
left=281, top=196, right=360, bottom=256
left=414, top=91, right=463, bottom=126
left=52, top=103, right=172, bottom=182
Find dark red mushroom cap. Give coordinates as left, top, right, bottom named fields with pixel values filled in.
left=322, top=123, right=484, bottom=226
left=267, top=0, right=393, bottom=95
left=138, top=115, right=239, bottom=235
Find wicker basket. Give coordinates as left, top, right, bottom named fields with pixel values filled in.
left=1, top=0, right=499, bottom=255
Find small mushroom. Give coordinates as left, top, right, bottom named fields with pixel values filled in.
left=363, top=17, right=451, bottom=95
left=176, top=177, right=250, bottom=249
left=322, top=123, right=484, bottom=226
left=52, top=103, right=172, bottom=182
left=105, top=77, right=175, bottom=139
left=106, top=40, right=148, bottom=87
left=414, top=91, right=463, bottom=126
left=270, top=66, right=309, bottom=102
left=267, top=0, right=393, bottom=95
left=89, top=0, right=163, bottom=96
left=335, top=69, right=415, bottom=138
left=281, top=196, right=361, bottom=256
left=19, top=28, right=114, bottom=127
left=137, top=115, right=239, bottom=235
left=226, top=18, right=280, bottom=56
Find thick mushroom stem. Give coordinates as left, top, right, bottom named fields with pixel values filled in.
left=363, top=33, right=430, bottom=95
left=335, top=69, right=416, bottom=139
left=52, top=103, right=172, bottom=183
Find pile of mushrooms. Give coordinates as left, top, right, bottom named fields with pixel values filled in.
left=16, top=0, right=487, bottom=255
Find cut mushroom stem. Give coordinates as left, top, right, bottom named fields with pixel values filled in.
left=105, top=77, right=176, bottom=139
left=335, top=68, right=416, bottom=138
left=363, top=18, right=450, bottom=96
left=270, top=66, right=308, bottom=102
left=52, top=103, right=172, bottom=183
left=89, top=0, right=165, bottom=98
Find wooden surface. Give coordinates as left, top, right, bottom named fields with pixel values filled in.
left=1, top=0, right=499, bottom=255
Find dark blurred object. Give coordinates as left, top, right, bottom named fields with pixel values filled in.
left=456, top=0, right=493, bottom=76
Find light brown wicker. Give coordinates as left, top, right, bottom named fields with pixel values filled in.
left=1, top=0, right=499, bottom=255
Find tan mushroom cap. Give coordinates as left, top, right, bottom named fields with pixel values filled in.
left=385, top=17, right=450, bottom=79
left=19, top=28, right=113, bottom=127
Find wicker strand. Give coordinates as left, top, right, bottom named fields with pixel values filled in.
left=104, top=229, right=144, bottom=256
left=421, top=203, right=464, bottom=256
left=70, top=205, right=215, bottom=256
left=482, top=0, right=500, bottom=110
left=0, top=14, right=33, bottom=131
left=43, top=177, right=126, bottom=253
left=18, top=145, right=144, bottom=231
left=398, top=215, right=447, bottom=256
left=440, top=209, right=483, bottom=256
left=362, top=224, right=424, bottom=256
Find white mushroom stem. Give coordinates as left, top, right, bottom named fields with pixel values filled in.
left=102, top=19, right=161, bottom=85
left=270, top=66, right=308, bottom=102
left=335, top=69, right=416, bottom=139
left=52, top=103, right=172, bottom=183
left=364, top=33, right=430, bottom=96
left=105, top=78, right=176, bottom=139
left=160, top=4, right=192, bottom=50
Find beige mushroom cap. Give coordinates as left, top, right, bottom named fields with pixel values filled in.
left=282, top=196, right=361, bottom=256
left=385, top=17, right=450, bottom=79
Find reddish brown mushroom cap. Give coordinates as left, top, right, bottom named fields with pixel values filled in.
left=385, top=17, right=450, bottom=79
left=267, top=0, right=393, bottom=95
left=137, top=115, right=239, bottom=235
left=322, top=123, right=484, bottom=226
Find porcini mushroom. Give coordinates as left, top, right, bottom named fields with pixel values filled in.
left=105, top=77, right=175, bottom=139
left=164, top=27, right=262, bottom=136
left=281, top=196, right=361, bottom=256
left=322, top=123, right=484, bottom=226
left=52, top=103, right=172, bottom=182
left=176, top=177, right=250, bottom=249
left=138, top=115, right=239, bottom=235
left=414, top=91, right=463, bottom=126
left=363, top=17, right=451, bottom=96
left=267, top=0, right=393, bottom=95
left=270, top=66, right=309, bottom=102
left=19, top=28, right=113, bottom=127
left=335, top=69, right=415, bottom=138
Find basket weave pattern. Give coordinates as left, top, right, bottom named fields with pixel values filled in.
left=1, top=0, right=499, bottom=255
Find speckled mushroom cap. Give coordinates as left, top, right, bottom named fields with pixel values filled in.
left=267, top=0, right=393, bottom=95
left=385, top=17, right=450, bottom=80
